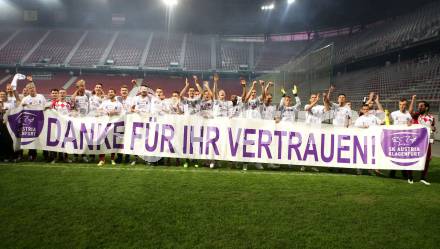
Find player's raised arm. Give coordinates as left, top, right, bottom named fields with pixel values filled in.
left=259, top=80, right=266, bottom=101
left=409, top=95, right=416, bottom=114
left=305, top=93, right=320, bottom=112
left=327, top=85, right=335, bottom=103
left=244, top=81, right=257, bottom=102
left=213, top=74, right=219, bottom=100
left=193, top=75, right=203, bottom=94
left=240, top=79, right=247, bottom=100
left=180, top=77, right=190, bottom=98
left=323, top=92, right=331, bottom=112
left=264, top=81, right=273, bottom=97
left=292, top=85, right=301, bottom=109
left=366, top=91, right=375, bottom=105
left=203, top=81, right=214, bottom=99
left=375, top=94, right=384, bottom=112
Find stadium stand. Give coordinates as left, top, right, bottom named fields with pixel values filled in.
left=184, top=34, right=212, bottom=71
left=24, top=30, right=83, bottom=65
left=218, top=41, right=250, bottom=71
left=68, top=31, right=114, bottom=67
left=144, top=32, right=184, bottom=68
left=254, top=41, right=307, bottom=71
left=0, top=29, right=47, bottom=65
left=333, top=56, right=440, bottom=110
left=332, top=1, right=440, bottom=64
left=106, top=31, right=150, bottom=67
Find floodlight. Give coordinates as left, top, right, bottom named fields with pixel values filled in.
left=162, top=0, right=178, bottom=7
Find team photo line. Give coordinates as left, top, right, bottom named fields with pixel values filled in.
left=0, top=73, right=436, bottom=185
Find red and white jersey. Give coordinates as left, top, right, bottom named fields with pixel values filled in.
left=52, top=100, right=71, bottom=115
left=413, top=113, right=436, bottom=128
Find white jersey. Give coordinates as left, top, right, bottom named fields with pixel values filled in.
left=182, top=96, right=201, bottom=115
left=73, top=94, right=89, bottom=116
left=150, top=96, right=165, bottom=116
left=1, top=102, right=13, bottom=111
left=117, top=96, right=133, bottom=113
left=229, top=97, right=244, bottom=118
left=305, top=104, right=325, bottom=125
left=245, top=97, right=261, bottom=119
left=261, top=104, right=277, bottom=120
left=99, top=99, right=123, bottom=115
left=278, top=96, right=301, bottom=122
left=213, top=100, right=231, bottom=118
left=89, top=95, right=105, bottom=113
left=279, top=106, right=298, bottom=122
left=165, top=98, right=183, bottom=115
left=21, top=94, right=46, bottom=108
left=332, top=103, right=352, bottom=127
left=132, top=95, right=152, bottom=113
left=199, top=99, right=213, bottom=118
left=354, top=114, right=381, bottom=128
left=369, top=109, right=385, bottom=120
left=7, top=95, right=17, bottom=107
left=391, top=110, right=412, bottom=125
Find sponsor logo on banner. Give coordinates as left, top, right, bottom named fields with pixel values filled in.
left=380, top=128, right=428, bottom=166
left=7, top=110, right=45, bottom=145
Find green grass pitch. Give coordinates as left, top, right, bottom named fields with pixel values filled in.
left=1, top=159, right=440, bottom=248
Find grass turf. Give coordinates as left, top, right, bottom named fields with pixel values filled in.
left=1, top=159, right=440, bottom=248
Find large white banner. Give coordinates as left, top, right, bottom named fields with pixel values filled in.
left=6, top=108, right=430, bottom=170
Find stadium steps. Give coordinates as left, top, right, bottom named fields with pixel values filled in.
left=64, top=30, right=89, bottom=66
left=20, top=30, right=52, bottom=64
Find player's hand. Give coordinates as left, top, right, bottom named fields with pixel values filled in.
left=131, top=79, right=137, bottom=85
left=26, top=75, right=33, bottom=82
left=292, top=85, right=298, bottom=95
left=316, top=93, right=320, bottom=100
left=412, top=95, right=417, bottom=101
left=203, top=81, right=209, bottom=88
left=213, top=74, right=219, bottom=81
left=375, top=94, right=380, bottom=102
left=185, top=78, right=189, bottom=87
left=252, top=81, right=257, bottom=86
left=193, top=75, right=198, bottom=82
left=240, top=79, right=246, bottom=87
left=369, top=92, right=375, bottom=100
left=259, top=80, right=265, bottom=86
left=329, top=85, right=335, bottom=92
left=268, top=81, right=274, bottom=87
left=281, top=88, right=286, bottom=95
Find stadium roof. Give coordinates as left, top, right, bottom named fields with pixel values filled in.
left=1, top=0, right=437, bottom=34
